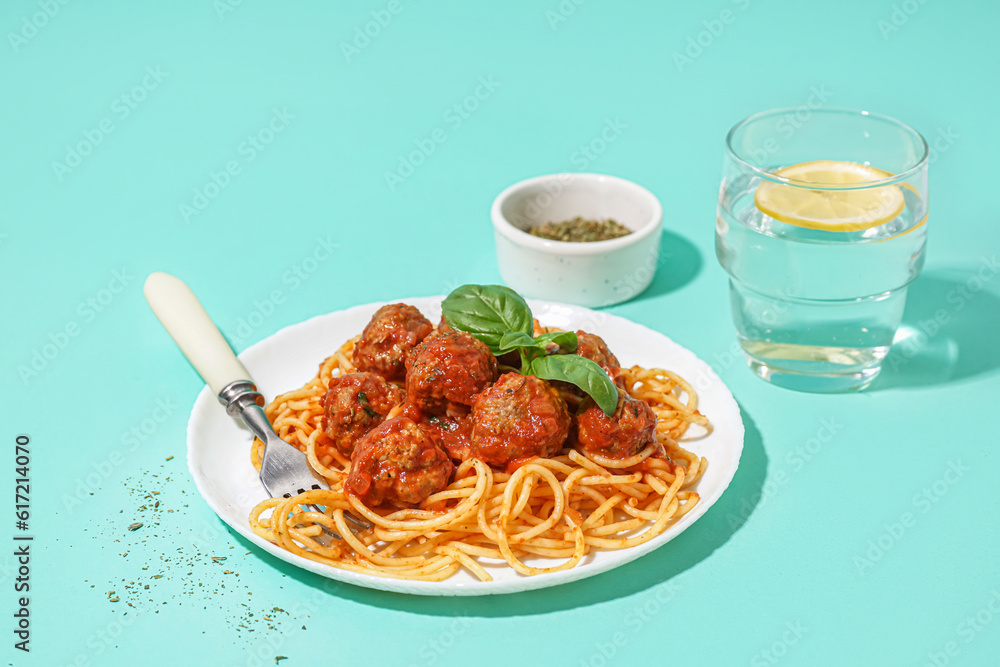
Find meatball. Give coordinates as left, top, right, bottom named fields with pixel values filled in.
left=353, top=304, right=433, bottom=380
left=575, top=391, right=657, bottom=461
left=346, top=417, right=454, bottom=507
left=471, top=373, right=570, bottom=469
left=421, top=413, right=474, bottom=462
left=553, top=331, right=624, bottom=407
left=405, top=330, right=498, bottom=414
left=574, top=331, right=620, bottom=371
left=320, top=372, right=403, bottom=457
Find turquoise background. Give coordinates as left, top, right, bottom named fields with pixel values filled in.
left=3, top=1, right=999, bottom=665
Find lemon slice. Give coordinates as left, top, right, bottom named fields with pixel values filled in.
left=754, top=160, right=905, bottom=231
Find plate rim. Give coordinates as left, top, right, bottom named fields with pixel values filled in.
left=186, top=296, right=745, bottom=596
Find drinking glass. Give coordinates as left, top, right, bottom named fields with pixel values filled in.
left=716, top=108, right=929, bottom=392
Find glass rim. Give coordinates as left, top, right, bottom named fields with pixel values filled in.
left=725, top=106, right=929, bottom=191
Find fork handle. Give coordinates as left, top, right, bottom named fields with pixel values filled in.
left=144, top=271, right=255, bottom=397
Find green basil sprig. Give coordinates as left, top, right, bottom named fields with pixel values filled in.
left=441, top=284, right=619, bottom=415
left=439, top=284, right=533, bottom=350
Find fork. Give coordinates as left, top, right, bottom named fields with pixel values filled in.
left=143, top=272, right=365, bottom=536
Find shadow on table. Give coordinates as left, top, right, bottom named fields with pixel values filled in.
left=871, top=267, right=1000, bottom=390
left=233, top=403, right=768, bottom=617
left=630, top=229, right=703, bottom=302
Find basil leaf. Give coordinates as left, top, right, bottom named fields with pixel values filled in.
left=442, top=284, right=534, bottom=351
left=534, top=330, right=578, bottom=352
left=497, top=331, right=544, bottom=357
left=529, top=354, right=619, bottom=416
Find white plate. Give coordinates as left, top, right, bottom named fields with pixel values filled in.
left=187, top=297, right=744, bottom=596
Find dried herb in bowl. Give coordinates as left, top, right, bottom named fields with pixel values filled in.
left=527, top=217, right=632, bottom=243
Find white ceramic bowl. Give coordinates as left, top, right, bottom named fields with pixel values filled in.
left=491, top=173, right=664, bottom=307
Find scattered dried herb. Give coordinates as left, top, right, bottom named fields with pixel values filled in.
left=527, top=217, right=632, bottom=242
left=357, top=391, right=380, bottom=418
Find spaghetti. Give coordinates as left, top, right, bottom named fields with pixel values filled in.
left=248, top=333, right=710, bottom=582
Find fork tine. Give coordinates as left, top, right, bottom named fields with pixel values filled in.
left=280, top=482, right=371, bottom=536
left=342, top=512, right=370, bottom=530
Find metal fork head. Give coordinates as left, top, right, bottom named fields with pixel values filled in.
left=217, top=381, right=369, bottom=536
left=255, top=415, right=371, bottom=536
